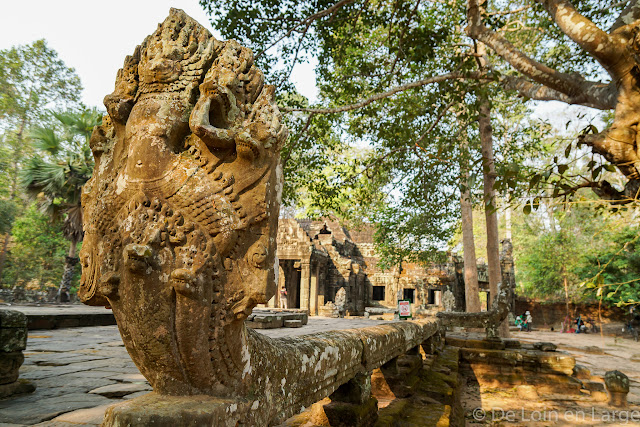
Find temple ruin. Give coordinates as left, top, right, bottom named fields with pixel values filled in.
left=272, top=218, right=516, bottom=316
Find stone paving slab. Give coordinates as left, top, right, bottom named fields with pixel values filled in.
left=0, top=317, right=393, bottom=425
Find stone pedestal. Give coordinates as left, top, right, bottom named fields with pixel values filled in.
left=0, top=309, right=35, bottom=398
left=323, top=373, right=378, bottom=427
left=605, top=370, right=629, bottom=407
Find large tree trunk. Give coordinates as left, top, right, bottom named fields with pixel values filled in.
left=478, top=103, right=500, bottom=306
left=478, top=100, right=509, bottom=337
left=563, top=273, right=570, bottom=317
left=460, top=130, right=481, bottom=313
left=476, top=40, right=509, bottom=337
left=58, top=239, right=79, bottom=303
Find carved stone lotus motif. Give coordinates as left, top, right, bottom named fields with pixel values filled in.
left=79, top=8, right=286, bottom=396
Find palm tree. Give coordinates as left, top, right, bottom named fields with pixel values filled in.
left=20, top=109, right=100, bottom=301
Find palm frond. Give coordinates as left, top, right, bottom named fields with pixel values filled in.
left=29, top=126, right=61, bottom=156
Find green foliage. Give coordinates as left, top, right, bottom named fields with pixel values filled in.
left=201, top=0, right=552, bottom=268
left=513, top=198, right=640, bottom=306
left=20, top=108, right=100, bottom=242
left=2, top=204, right=68, bottom=289
left=578, top=226, right=640, bottom=306
left=0, top=199, right=17, bottom=235
left=0, top=39, right=82, bottom=131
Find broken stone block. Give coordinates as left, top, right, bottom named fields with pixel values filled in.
left=0, top=310, right=27, bottom=353
left=0, top=309, right=34, bottom=398
left=604, top=370, right=629, bottom=407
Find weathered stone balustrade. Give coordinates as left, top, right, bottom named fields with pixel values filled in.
left=103, top=319, right=441, bottom=426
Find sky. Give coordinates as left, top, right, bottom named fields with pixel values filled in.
left=0, top=0, right=317, bottom=109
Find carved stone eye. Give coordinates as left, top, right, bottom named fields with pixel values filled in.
left=249, top=243, right=267, bottom=268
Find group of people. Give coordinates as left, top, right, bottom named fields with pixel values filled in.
left=561, top=314, right=595, bottom=333
left=515, top=311, right=532, bottom=331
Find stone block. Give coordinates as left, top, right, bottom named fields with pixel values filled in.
left=0, top=327, right=27, bottom=353
left=605, top=370, right=629, bottom=407
left=322, top=395, right=378, bottom=427
left=284, top=320, right=302, bottom=328
left=445, top=336, right=505, bottom=350
left=503, top=339, right=521, bottom=349
left=0, top=309, right=27, bottom=328
left=0, top=351, right=24, bottom=385
left=0, top=378, right=35, bottom=399
left=0, top=310, right=27, bottom=354
left=246, top=319, right=283, bottom=329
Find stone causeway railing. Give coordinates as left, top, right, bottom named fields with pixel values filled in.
left=104, top=319, right=442, bottom=425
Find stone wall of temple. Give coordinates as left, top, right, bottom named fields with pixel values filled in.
left=273, top=219, right=455, bottom=315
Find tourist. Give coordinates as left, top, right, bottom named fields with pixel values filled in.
left=525, top=311, right=532, bottom=332
left=515, top=314, right=523, bottom=331
left=279, top=287, right=288, bottom=309
left=575, top=315, right=584, bottom=333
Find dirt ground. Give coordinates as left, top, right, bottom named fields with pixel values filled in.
left=462, top=330, right=640, bottom=426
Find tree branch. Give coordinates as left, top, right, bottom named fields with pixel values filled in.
left=502, top=75, right=616, bottom=109
left=466, top=0, right=616, bottom=108
left=256, top=0, right=358, bottom=59
left=611, top=0, right=640, bottom=33
left=535, top=0, right=619, bottom=65
left=280, top=72, right=489, bottom=113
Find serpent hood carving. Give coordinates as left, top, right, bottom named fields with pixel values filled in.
left=79, top=8, right=286, bottom=396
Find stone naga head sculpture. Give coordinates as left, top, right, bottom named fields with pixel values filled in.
left=79, top=8, right=287, bottom=395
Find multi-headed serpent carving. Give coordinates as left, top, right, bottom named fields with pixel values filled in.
left=80, top=9, right=286, bottom=396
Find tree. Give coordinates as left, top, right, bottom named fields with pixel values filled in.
left=20, top=109, right=100, bottom=300
left=201, top=0, right=640, bottom=202
left=199, top=0, right=557, bottom=320
left=0, top=40, right=83, bottom=281
left=2, top=204, right=68, bottom=291
left=467, top=0, right=640, bottom=203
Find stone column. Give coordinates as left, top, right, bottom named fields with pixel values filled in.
left=309, top=263, right=319, bottom=316
left=323, top=372, right=378, bottom=426
left=300, top=261, right=311, bottom=312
